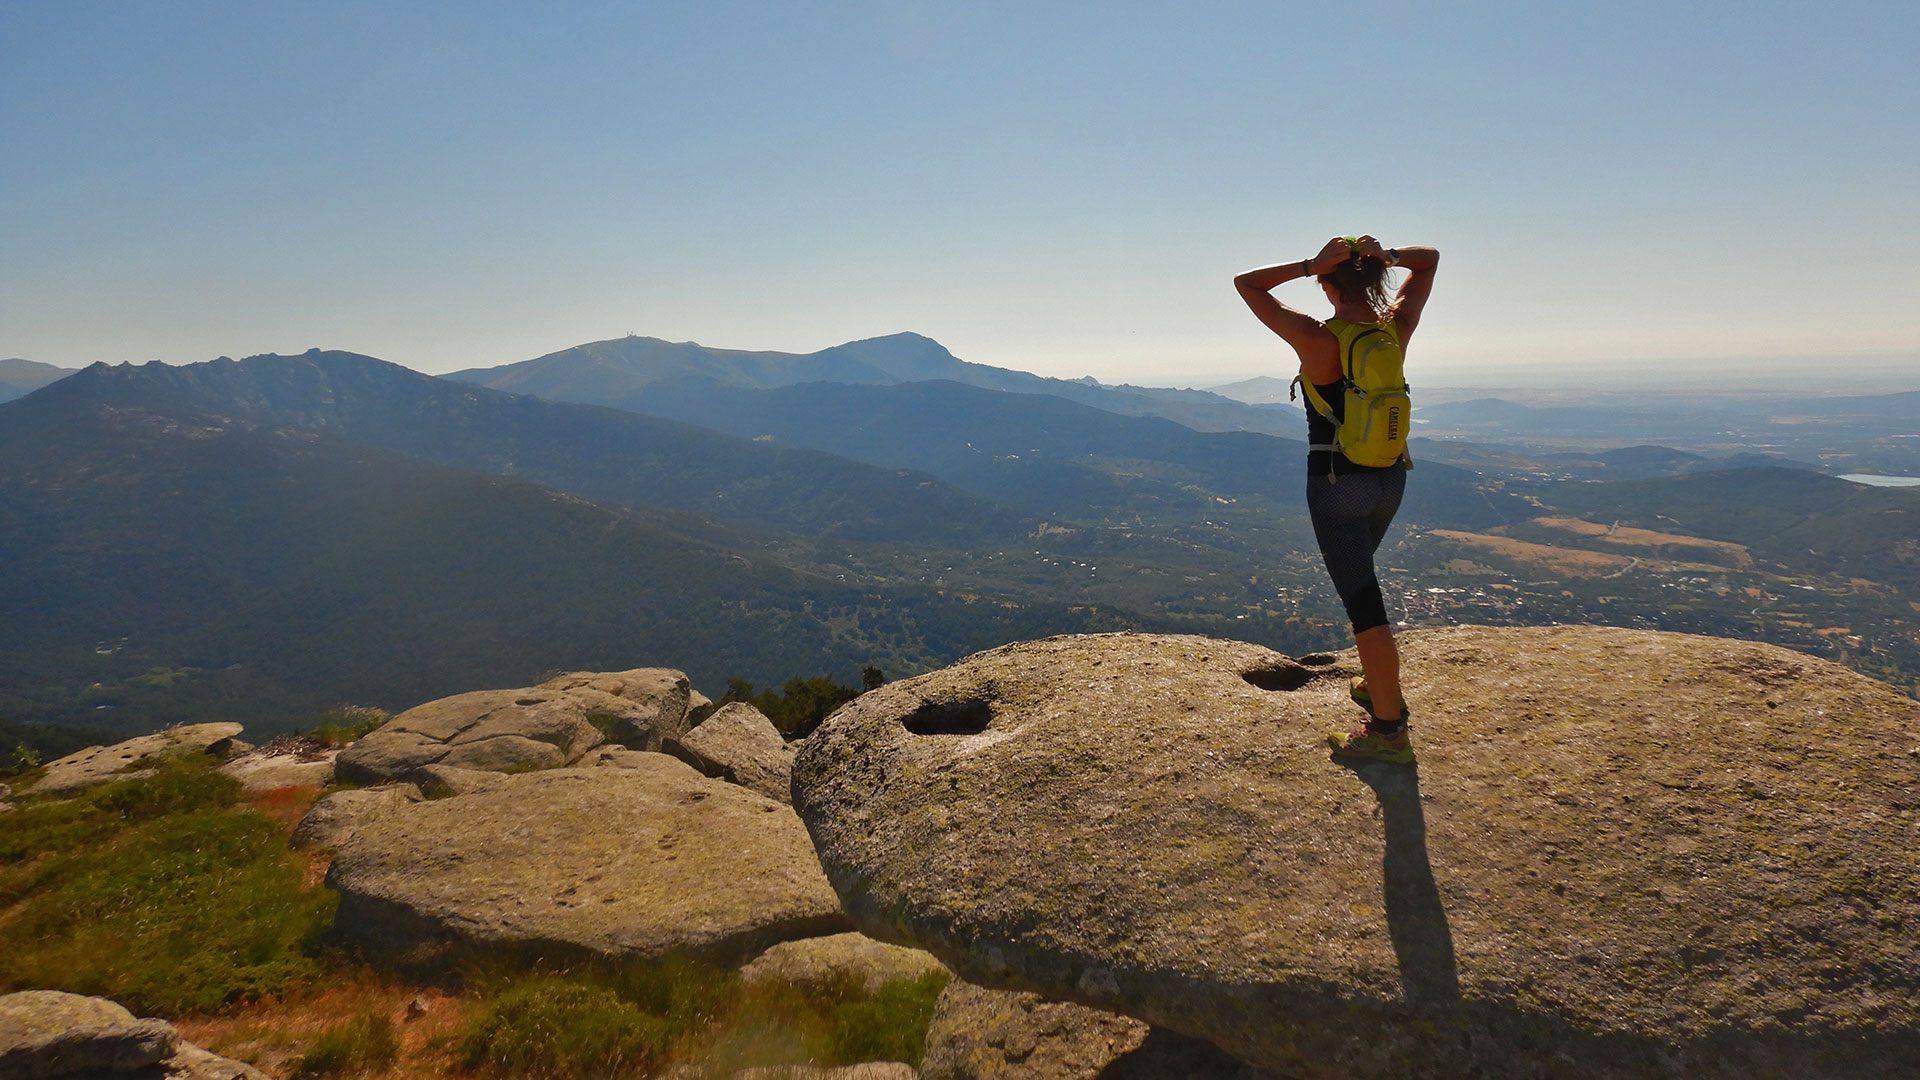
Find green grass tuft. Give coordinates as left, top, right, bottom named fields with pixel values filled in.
left=827, top=970, right=949, bottom=1066
left=452, top=958, right=946, bottom=1076
left=1, top=752, right=241, bottom=865
left=307, top=706, right=390, bottom=748
left=458, top=978, right=671, bottom=1079
left=0, top=755, right=337, bottom=1015
left=292, top=1011, right=399, bottom=1078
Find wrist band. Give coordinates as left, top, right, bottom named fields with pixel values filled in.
left=1388, top=248, right=1401, bottom=266
left=1301, top=259, right=1312, bottom=277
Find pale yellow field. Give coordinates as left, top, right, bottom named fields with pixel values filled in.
left=1429, top=531, right=1635, bottom=576
left=1528, top=517, right=1754, bottom=568
left=1429, top=529, right=1737, bottom=579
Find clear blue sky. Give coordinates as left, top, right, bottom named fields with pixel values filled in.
left=4, top=2, right=1915, bottom=386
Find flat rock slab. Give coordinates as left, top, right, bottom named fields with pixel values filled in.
left=290, top=784, right=422, bottom=851
left=219, top=747, right=337, bottom=793
left=31, top=724, right=244, bottom=796
left=539, top=667, right=706, bottom=750
left=793, top=627, right=1920, bottom=1080
left=668, top=702, right=796, bottom=803
left=405, top=763, right=510, bottom=799
left=335, top=688, right=605, bottom=784
left=740, top=932, right=948, bottom=994
left=0, top=990, right=177, bottom=1077
left=327, top=755, right=851, bottom=966
left=921, top=980, right=1270, bottom=1080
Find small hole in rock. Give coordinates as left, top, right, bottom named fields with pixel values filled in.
left=903, top=699, right=993, bottom=736
left=1243, top=665, right=1314, bottom=692
left=1295, top=653, right=1338, bottom=666
left=514, top=697, right=543, bottom=706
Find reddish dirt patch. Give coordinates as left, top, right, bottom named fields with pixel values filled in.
left=174, top=972, right=476, bottom=1080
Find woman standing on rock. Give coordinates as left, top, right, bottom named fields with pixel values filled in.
left=1234, top=235, right=1439, bottom=762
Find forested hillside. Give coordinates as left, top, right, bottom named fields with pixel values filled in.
left=27, top=352, right=1031, bottom=546
left=0, top=386, right=1138, bottom=734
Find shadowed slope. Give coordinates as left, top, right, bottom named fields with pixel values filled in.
left=0, top=392, right=1126, bottom=730
left=14, top=350, right=1032, bottom=546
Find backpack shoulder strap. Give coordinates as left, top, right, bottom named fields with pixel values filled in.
left=1343, top=325, right=1390, bottom=377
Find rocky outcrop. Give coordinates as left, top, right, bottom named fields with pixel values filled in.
left=576, top=746, right=660, bottom=769
left=326, top=754, right=851, bottom=966
left=405, top=763, right=510, bottom=799
left=335, top=667, right=712, bottom=784
left=0, top=990, right=177, bottom=1077
left=334, top=689, right=605, bottom=784
left=0, top=990, right=266, bottom=1080
left=667, top=702, right=796, bottom=803
left=793, top=627, right=1920, bottom=1079
left=538, top=667, right=710, bottom=750
left=219, top=742, right=336, bottom=793
left=290, top=784, right=422, bottom=850
left=920, top=980, right=1140, bottom=1080
left=739, top=932, right=948, bottom=995
left=920, top=980, right=1268, bottom=1080
left=30, top=723, right=244, bottom=795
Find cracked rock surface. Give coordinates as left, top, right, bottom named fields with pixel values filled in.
left=335, top=667, right=708, bottom=785
left=328, top=754, right=850, bottom=966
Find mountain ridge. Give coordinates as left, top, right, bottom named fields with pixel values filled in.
left=19, top=350, right=1032, bottom=547
left=0, top=357, right=80, bottom=403
left=445, top=331, right=1300, bottom=436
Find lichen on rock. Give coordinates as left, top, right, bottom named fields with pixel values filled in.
left=326, top=754, right=850, bottom=967
left=793, top=627, right=1920, bottom=1079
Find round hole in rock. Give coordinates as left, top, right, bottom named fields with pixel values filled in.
left=1242, top=665, right=1315, bottom=692
left=514, top=698, right=543, bottom=706
left=902, top=699, right=993, bottom=736
left=1295, top=653, right=1338, bottom=666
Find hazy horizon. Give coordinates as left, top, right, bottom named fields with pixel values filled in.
left=13, top=331, right=1914, bottom=401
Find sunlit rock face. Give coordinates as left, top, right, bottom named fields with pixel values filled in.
left=334, top=667, right=707, bottom=786
left=31, top=723, right=244, bottom=795
left=666, top=701, right=796, bottom=803
left=326, top=756, right=850, bottom=967
left=794, top=627, right=1920, bottom=1079
left=920, top=977, right=1273, bottom=1080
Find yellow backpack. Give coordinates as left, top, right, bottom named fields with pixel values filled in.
left=1299, top=318, right=1412, bottom=470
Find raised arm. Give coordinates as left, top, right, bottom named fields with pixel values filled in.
left=1379, top=243, right=1439, bottom=342
left=1234, top=237, right=1349, bottom=382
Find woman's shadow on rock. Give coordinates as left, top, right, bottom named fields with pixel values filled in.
left=1335, top=758, right=1461, bottom=1006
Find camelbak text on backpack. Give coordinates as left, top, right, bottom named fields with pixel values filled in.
left=1301, top=318, right=1412, bottom=470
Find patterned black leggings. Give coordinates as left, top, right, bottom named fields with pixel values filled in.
left=1306, top=467, right=1406, bottom=633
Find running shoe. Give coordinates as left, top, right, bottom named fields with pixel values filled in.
left=1328, top=721, right=1414, bottom=764
left=1349, top=676, right=1372, bottom=710
left=1349, top=677, right=1412, bottom=717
